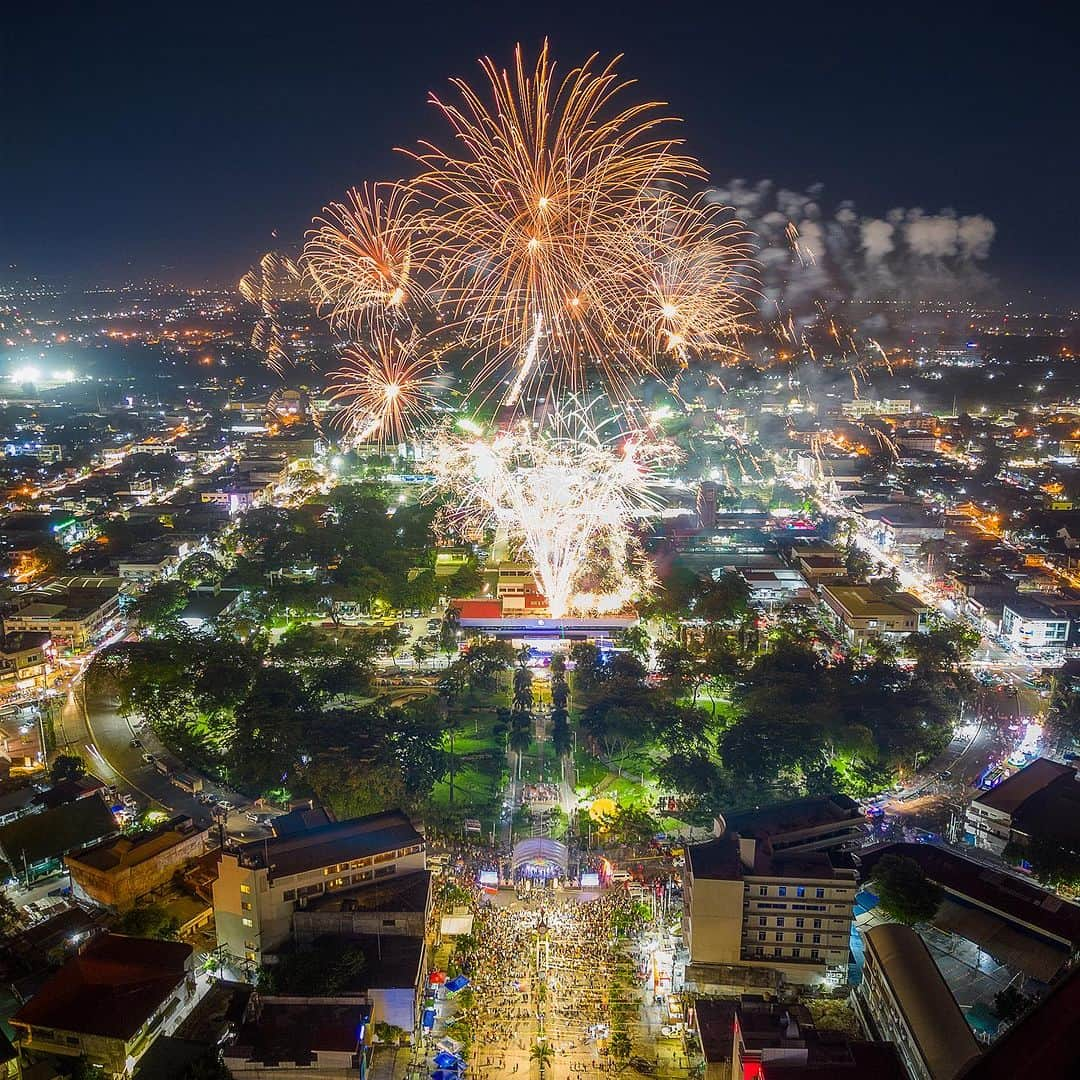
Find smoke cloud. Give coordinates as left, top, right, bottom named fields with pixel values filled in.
left=704, top=180, right=997, bottom=347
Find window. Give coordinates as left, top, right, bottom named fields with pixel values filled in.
left=792, top=948, right=801, bottom=958
left=774, top=932, right=784, bottom=942
left=776, top=917, right=785, bottom=927
left=241, top=901, right=252, bottom=912
left=758, top=917, right=767, bottom=927
left=773, top=947, right=782, bottom=957
left=242, top=917, right=253, bottom=928
left=759, top=886, right=768, bottom=896
left=374, top=865, right=396, bottom=879
left=815, top=888, right=825, bottom=898
left=282, top=889, right=295, bottom=902
left=795, top=917, right=804, bottom=928
left=244, top=940, right=256, bottom=951
left=240, top=884, right=252, bottom=894
left=245, top=951, right=257, bottom=962
left=795, top=932, right=804, bottom=943
left=758, top=931, right=766, bottom=941
left=812, top=933, right=821, bottom=944
left=811, top=949, right=820, bottom=959
left=382, top=919, right=396, bottom=927
left=777, top=886, right=787, bottom=897
left=796, top=886, right=805, bottom=898
left=812, top=919, right=822, bottom=929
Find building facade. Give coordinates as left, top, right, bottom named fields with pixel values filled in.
left=213, top=810, right=425, bottom=967
left=684, top=830, right=857, bottom=986
left=66, top=816, right=210, bottom=911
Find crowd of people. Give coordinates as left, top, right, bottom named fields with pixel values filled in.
left=439, top=884, right=666, bottom=1079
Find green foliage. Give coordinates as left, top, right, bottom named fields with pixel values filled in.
left=259, top=937, right=366, bottom=995
left=116, top=903, right=180, bottom=940
left=50, top=753, right=87, bottom=784
left=1005, top=836, right=1080, bottom=890
left=131, top=580, right=190, bottom=629
left=870, top=854, right=944, bottom=925
left=175, top=551, right=224, bottom=587
left=0, top=889, right=25, bottom=939
left=717, top=640, right=961, bottom=798
left=993, top=984, right=1034, bottom=1024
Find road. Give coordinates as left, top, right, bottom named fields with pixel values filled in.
left=52, top=679, right=269, bottom=840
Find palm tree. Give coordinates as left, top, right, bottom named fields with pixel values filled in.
left=530, top=1040, right=554, bottom=1079
left=411, top=641, right=428, bottom=669
left=509, top=724, right=531, bottom=780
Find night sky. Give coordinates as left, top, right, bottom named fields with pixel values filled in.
left=4, top=0, right=1078, bottom=303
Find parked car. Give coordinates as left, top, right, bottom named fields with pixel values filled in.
left=142, top=753, right=155, bottom=765
left=129, top=739, right=142, bottom=749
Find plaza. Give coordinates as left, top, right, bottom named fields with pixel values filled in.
left=427, top=885, right=692, bottom=1080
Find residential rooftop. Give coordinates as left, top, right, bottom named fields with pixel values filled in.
left=972, top=757, right=1075, bottom=815
left=12, top=934, right=193, bottom=1041
left=67, top=816, right=206, bottom=873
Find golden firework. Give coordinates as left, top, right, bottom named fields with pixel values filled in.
left=303, top=182, right=425, bottom=333
left=610, top=191, right=757, bottom=361
left=409, top=41, right=706, bottom=402
left=328, top=329, right=441, bottom=448
left=239, top=251, right=300, bottom=376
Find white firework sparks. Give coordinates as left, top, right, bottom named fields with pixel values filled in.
left=432, top=402, right=662, bottom=617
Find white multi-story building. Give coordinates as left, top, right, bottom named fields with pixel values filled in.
left=1000, top=597, right=1070, bottom=653
left=213, top=810, right=425, bottom=967
left=684, top=830, right=858, bottom=986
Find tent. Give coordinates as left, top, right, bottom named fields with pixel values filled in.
left=422, top=1008, right=436, bottom=1031
left=445, top=975, right=469, bottom=993
left=429, top=970, right=447, bottom=985
left=431, top=1070, right=463, bottom=1080
left=434, top=1052, right=464, bottom=1069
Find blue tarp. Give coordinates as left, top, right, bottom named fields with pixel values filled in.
left=432, top=1070, right=463, bottom=1080
left=445, top=975, right=469, bottom=993
left=434, top=1052, right=464, bottom=1069
left=422, top=1009, right=436, bottom=1031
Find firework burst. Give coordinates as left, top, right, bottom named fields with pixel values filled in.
left=303, top=182, right=425, bottom=333
left=611, top=192, right=757, bottom=362
left=409, top=41, right=708, bottom=402
left=329, top=329, right=441, bottom=448
left=239, top=251, right=301, bottom=375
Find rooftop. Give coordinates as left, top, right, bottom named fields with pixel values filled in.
left=859, top=842, right=1080, bottom=948
left=862, top=923, right=981, bottom=1079
left=723, top=795, right=864, bottom=843
left=302, top=869, right=431, bottom=915
left=12, top=934, right=193, bottom=1041
left=972, top=757, right=1075, bottom=815
left=228, top=999, right=365, bottom=1067
left=236, top=809, right=422, bottom=879
left=67, top=816, right=206, bottom=874
left=1002, top=595, right=1070, bottom=620
left=0, top=796, right=118, bottom=866
left=958, top=964, right=1080, bottom=1078
left=821, top=583, right=927, bottom=619
left=694, top=997, right=905, bottom=1078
